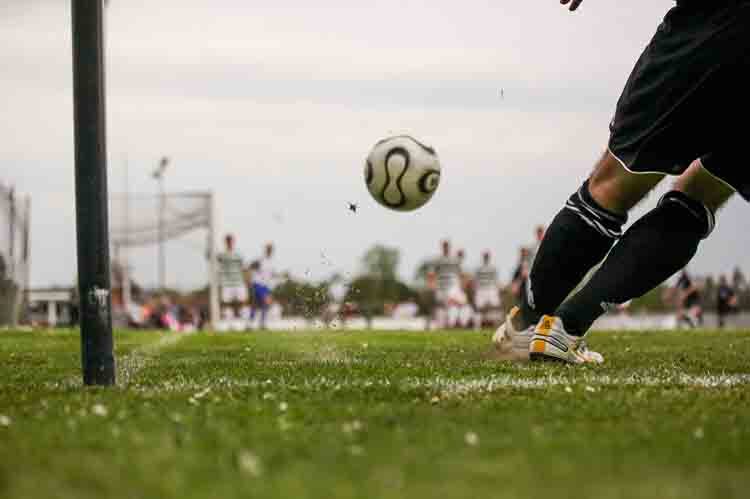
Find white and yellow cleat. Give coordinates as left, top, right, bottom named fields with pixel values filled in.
left=492, top=306, right=535, bottom=361
left=529, top=315, right=604, bottom=364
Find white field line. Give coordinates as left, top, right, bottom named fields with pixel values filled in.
left=46, top=331, right=194, bottom=390
left=117, top=331, right=194, bottom=387
left=133, top=372, right=750, bottom=397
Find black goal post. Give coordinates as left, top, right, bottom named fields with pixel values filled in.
left=71, top=0, right=115, bottom=385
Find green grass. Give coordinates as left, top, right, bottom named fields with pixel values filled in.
left=1, top=328, right=749, bottom=499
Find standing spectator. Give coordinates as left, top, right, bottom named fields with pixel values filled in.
left=716, top=275, right=738, bottom=329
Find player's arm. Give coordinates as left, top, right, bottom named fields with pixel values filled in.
left=559, top=0, right=584, bottom=12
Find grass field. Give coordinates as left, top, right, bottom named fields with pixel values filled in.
left=1, top=328, right=749, bottom=499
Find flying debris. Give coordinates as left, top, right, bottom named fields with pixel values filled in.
left=348, top=202, right=358, bottom=213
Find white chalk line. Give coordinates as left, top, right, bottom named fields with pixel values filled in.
left=127, top=371, right=750, bottom=398
left=46, top=331, right=195, bottom=390
left=117, top=331, right=195, bottom=387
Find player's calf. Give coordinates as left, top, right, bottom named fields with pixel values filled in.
left=556, top=190, right=717, bottom=337
left=518, top=172, right=629, bottom=329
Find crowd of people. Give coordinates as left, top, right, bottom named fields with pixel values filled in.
left=419, top=227, right=749, bottom=331
left=162, top=228, right=748, bottom=332
left=419, top=226, right=545, bottom=330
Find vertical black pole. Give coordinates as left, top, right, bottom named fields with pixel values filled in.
left=72, top=0, right=115, bottom=385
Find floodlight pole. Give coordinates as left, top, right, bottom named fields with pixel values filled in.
left=72, top=0, right=115, bottom=385
left=153, top=157, right=169, bottom=293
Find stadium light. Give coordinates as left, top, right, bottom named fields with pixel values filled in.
left=71, top=0, right=115, bottom=385
left=152, top=156, right=169, bottom=293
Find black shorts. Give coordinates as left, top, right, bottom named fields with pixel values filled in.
left=608, top=1, right=750, bottom=200
left=684, top=292, right=701, bottom=309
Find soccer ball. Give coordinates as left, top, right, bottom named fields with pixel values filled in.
left=364, top=135, right=441, bottom=211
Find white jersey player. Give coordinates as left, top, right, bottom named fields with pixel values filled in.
left=474, top=251, right=501, bottom=311
left=250, top=242, right=278, bottom=329
left=433, top=242, right=466, bottom=306
left=216, top=234, right=247, bottom=321
left=429, top=240, right=468, bottom=328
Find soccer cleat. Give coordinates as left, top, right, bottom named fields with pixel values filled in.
left=492, top=306, right=535, bottom=361
left=529, top=315, right=604, bottom=364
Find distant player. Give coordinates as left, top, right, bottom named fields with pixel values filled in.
left=250, top=242, right=278, bottom=330
left=527, top=225, right=546, bottom=268
left=675, top=270, right=703, bottom=328
left=429, top=240, right=467, bottom=328
left=509, top=247, right=531, bottom=303
left=216, top=234, right=247, bottom=323
left=496, top=1, right=749, bottom=363
left=474, top=251, right=502, bottom=328
left=455, top=248, right=474, bottom=328
left=716, top=275, right=738, bottom=329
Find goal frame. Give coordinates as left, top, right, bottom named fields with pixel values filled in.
left=72, top=0, right=115, bottom=385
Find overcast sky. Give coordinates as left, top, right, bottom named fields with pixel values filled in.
left=2, top=0, right=748, bottom=290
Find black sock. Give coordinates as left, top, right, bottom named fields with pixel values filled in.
left=557, top=191, right=715, bottom=336
left=519, top=180, right=626, bottom=328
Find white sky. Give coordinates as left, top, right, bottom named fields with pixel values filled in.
left=2, top=0, right=748, bottom=289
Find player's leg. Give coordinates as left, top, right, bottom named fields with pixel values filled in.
left=446, top=286, right=465, bottom=328
left=529, top=1, right=750, bottom=361
left=259, top=291, right=272, bottom=329
left=516, top=151, right=663, bottom=329
left=494, top=153, right=661, bottom=357
left=548, top=161, right=734, bottom=349
left=474, top=290, right=489, bottom=328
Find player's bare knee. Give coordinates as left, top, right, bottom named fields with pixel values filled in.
left=673, top=160, right=735, bottom=213
left=587, top=150, right=662, bottom=215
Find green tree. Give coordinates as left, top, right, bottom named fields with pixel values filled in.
left=346, top=245, right=417, bottom=324
left=362, top=245, right=400, bottom=281
left=273, top=279, right=329, bottom=318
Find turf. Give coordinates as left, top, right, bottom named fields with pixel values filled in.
left=1, top=328, right=749, bottom=499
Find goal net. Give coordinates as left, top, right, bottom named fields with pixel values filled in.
left=0, top=184, right=30, bottom=326
left=109, top=191, right=219, bottom=326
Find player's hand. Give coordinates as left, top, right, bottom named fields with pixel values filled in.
left=560, top=0, right=584, bottom=12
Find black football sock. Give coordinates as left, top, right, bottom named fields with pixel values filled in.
left=518, top=180, right=626, bottom=329
left=556, top=191, right=715, bottom=336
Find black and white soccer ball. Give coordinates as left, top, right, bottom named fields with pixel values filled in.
left=364, top=135, right=441, bottom=212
